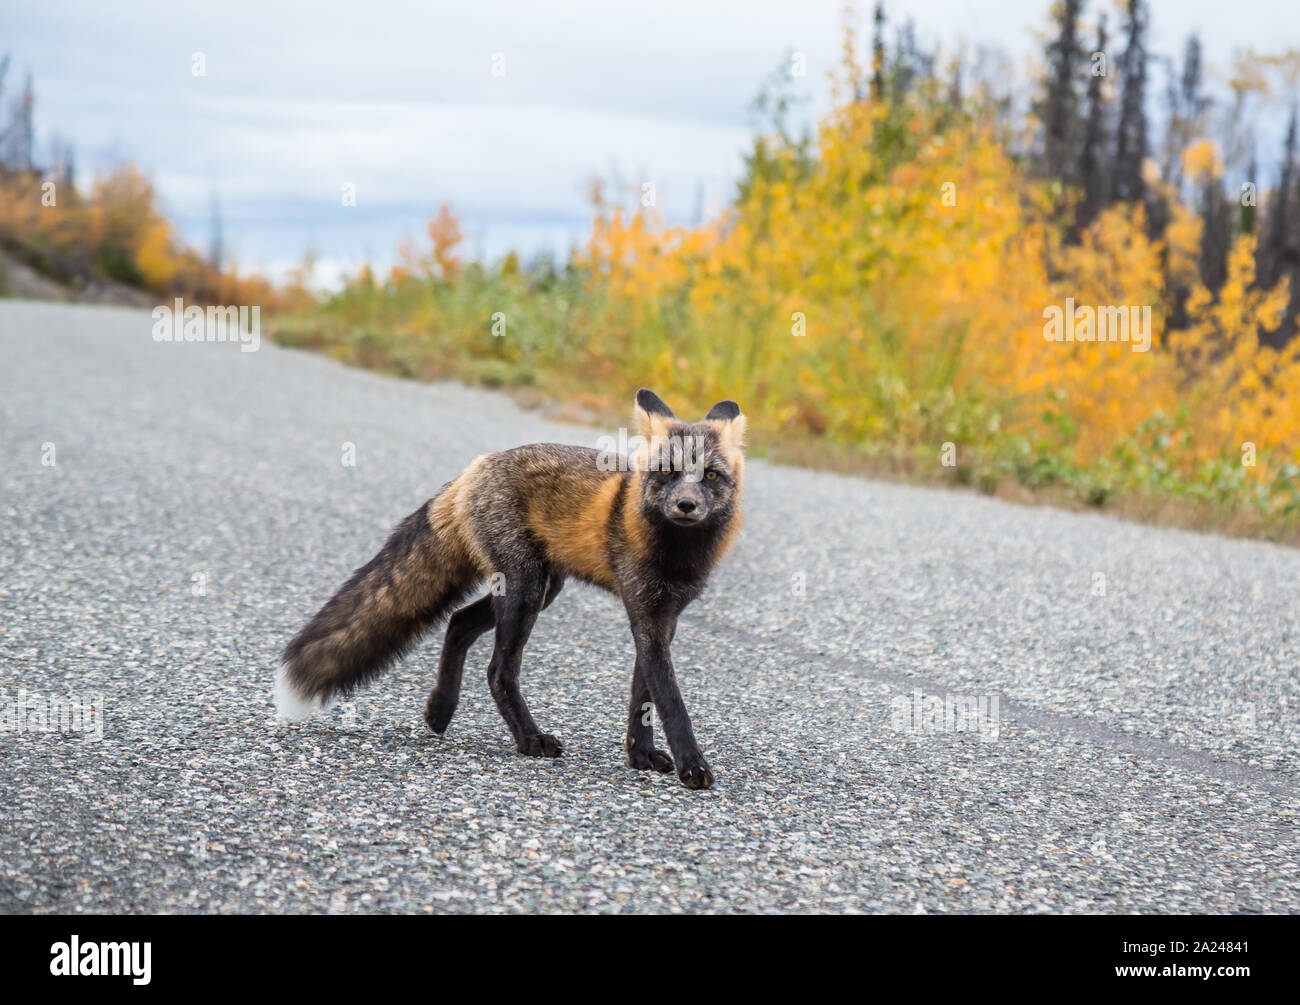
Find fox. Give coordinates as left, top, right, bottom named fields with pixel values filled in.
left=275, top=389, right=745, bottom=789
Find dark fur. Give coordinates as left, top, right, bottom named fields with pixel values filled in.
left=279, top=389, right=744, bottom=790
left=280, top=499, right=478, bottom=702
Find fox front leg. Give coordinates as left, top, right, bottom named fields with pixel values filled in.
left=629, top=614, right=713, bottom=790
left=625, top=664, right=674, bottom=773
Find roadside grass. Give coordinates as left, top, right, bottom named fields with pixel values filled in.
left=269, top=286, right=1300, bottom=548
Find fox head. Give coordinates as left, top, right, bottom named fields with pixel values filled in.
left=632, top=388, right=745, bottom=530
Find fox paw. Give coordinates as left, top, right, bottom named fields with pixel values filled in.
left=677, top=758, right=715, bottom=790
left=517, top=733, right=564, bottom=758
left=424, top=691, right=456, bottom=734
left=627, top=746, right=674, bottom=773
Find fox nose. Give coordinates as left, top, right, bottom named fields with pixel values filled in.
left=676, top=499, right=696, bottom=513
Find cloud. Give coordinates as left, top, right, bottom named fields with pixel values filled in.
left=9, top=0, right=1297, bottom=267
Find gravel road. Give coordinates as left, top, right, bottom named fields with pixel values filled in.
left=2, top=299, right=1298, bottom=913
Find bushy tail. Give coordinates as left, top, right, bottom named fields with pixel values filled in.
left=275, top=496, right=480, bottom=722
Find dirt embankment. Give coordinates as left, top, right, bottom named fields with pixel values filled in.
left=0, top=249, right=155, bottom=307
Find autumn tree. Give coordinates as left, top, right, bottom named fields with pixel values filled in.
left=1258, top=108, right=1300, bottom=347
left=427, top=203, right=464, bottom=280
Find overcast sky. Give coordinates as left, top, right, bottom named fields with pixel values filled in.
left=6, top=1, right=1298, bottom=283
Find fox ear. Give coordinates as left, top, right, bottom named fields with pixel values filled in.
left=704, top=400, right=746, bottom=453
left=634, top=388, right=675, bottom=440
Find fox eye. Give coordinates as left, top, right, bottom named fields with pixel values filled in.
left=705, top=470, right=718, bottom=480
left=659, top=467, right=672, bottom=476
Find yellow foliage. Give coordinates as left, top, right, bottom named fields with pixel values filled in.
left=1183, top=139, right=1224, bottom=181
left=574, top=95, right=1298, bottom=481
left=0, top=163, right=288, bottom=312
left=428, top=203, right=463, bottom=279
left=136, top=219, right=180, bottom=288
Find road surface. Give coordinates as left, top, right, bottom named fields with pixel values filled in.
left=2, top=299, right=1298, bottom=912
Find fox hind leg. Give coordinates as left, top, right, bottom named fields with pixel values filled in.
left=425, top=593, right=495, bottom=734
left=488, top=569, right=565, bottom=757
left=426, top=574, right=565, bottom=740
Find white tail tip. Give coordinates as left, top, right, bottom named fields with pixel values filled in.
left=274, top=665, right=332, bottom=723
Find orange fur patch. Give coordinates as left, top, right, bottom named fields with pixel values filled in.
left=708, top=414, right=747, bottom=468
left=525, top=472, right=624, bottom=591
left=635, top=404, right=674, bottom=443
left=620, top=469, right=653, bottom=566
